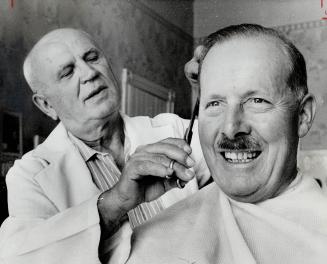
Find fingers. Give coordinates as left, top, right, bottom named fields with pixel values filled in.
left=135, top=138, right=193, bottom=168
left=160, top=137, right=192, bottom=154
left=194, top=45, right=205, bottom=59
left=163, top=177, right=187, bottom=191
left=133, top=138, right=195, bottom=182
left=136, top=137, right=191, bottom=153
left=170, top=161, right=195, bottom=182
left=118, top=138, right=196, bottom=207
left=184, top=45, right=205, bottom=86
left=184, top=59, right=199, bottom=85
left=128, top=153, right=194, bottom=181
left=124, top=158, right=173, bottom=181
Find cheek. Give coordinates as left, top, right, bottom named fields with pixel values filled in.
left=100, top=64, right=116, bottom=84
left=198, top=114, right=220, bottom=150
left=50, top=85, right=80, bottom=112
left=247, top=112, right=295, bottom=143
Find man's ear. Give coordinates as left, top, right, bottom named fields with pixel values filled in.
left=32, top=93, right=59, bottom=121
left=298, top=93, right=316, bottom=138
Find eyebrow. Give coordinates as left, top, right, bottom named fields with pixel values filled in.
left=242, top=90, right=258, bottom=98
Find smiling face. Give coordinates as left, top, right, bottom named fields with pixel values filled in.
left=31, top=29, right=120, bottom=136
left=199, top=37, right=300, bottom=203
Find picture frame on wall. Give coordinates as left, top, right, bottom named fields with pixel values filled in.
left=0, top=111, right=23, bottom=156
left=0, top=110, right=23, bottom=177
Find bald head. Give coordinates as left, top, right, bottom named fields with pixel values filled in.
left=23, top=28, right=95, bottom=93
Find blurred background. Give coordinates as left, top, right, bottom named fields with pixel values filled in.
left=0, top=0, right=327, bottom=220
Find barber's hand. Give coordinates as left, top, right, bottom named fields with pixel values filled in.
left=97, top=138, right=195, bottom=236
left=116, top=137, right=194, bottom=211
left=184, top=45, right=204, bottom=89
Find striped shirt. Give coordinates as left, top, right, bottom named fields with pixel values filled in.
left=68, top=132, right=164, bottom=228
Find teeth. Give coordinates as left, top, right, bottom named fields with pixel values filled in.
left=223, top=151, right=259, bottom=163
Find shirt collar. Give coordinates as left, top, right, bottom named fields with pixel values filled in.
left=68, top=131, right=101, bottom=162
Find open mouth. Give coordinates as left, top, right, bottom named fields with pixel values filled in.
left=220, top=151, right=261, bottom=163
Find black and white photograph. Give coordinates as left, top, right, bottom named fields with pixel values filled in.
left=0, top=0, right=326, bottom=263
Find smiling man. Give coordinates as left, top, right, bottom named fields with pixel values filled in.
left=125, top=24, right=327, bottom=264
left=0, top=29, right=210, bottom=264
left=198, top=25, right=302, bottom=204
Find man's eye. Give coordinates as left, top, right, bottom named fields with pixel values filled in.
left=249, top=98, right=269, bottom=104
left=85, top=52, right=98, bottom=62
left=60, top=67, right=74, bottom=78
left=206, top=101, right=220, bottom=108
left=245, top=97, right=272, bottom=111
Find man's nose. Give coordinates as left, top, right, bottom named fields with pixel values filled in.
left=80, top=62, right=98, bottom=84
left=222, top=106, right=250, bottom=139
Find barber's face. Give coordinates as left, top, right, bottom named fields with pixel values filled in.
left=199, top=37, right=299, bottom=203
left=37, top=31, right=120, bottom=127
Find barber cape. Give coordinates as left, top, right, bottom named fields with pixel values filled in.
left=126, top=173, right=327, bottom=264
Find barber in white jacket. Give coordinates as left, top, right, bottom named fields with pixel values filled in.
left=0, top=28, right=209, bottom=263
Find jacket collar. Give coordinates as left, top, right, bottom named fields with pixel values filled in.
left=33, top=123, right=100, bottom=210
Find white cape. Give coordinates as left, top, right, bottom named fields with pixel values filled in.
left=126, top=173, right=327, bottom=264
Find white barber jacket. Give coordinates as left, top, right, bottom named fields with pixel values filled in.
left=0, top=113, right=209, bottom=264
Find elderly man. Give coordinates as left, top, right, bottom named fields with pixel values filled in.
left=124, top=24, right=327, bottom=264
left=0, top=28, right=210, bottom=263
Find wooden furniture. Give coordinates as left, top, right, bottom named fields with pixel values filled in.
left=121, top=68, right=175, bottom=117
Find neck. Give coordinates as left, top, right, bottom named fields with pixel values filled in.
left=82, top=115, right=124, bottom=151
left=68, top=112, right=126, bottom=168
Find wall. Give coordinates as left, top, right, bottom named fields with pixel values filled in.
left=0, top=3, right=24, bottom=118
left=194, top=0, right=322, bottom=38
left=278, top=21, right=327, bottom=150
left=0, top=1, right=48, bottom=153
left=140, top=0, right=194, bottom=36
left=0, top=0, right=194, bottom=152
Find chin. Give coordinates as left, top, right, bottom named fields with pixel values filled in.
left=215, top=178, right=264, bottom=203
left=96, top=102, right=120, bottom=117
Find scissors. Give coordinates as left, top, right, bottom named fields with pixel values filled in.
left=169, top=98, right=199, bottom=188
left=184, top=98, right=199, bottom=144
